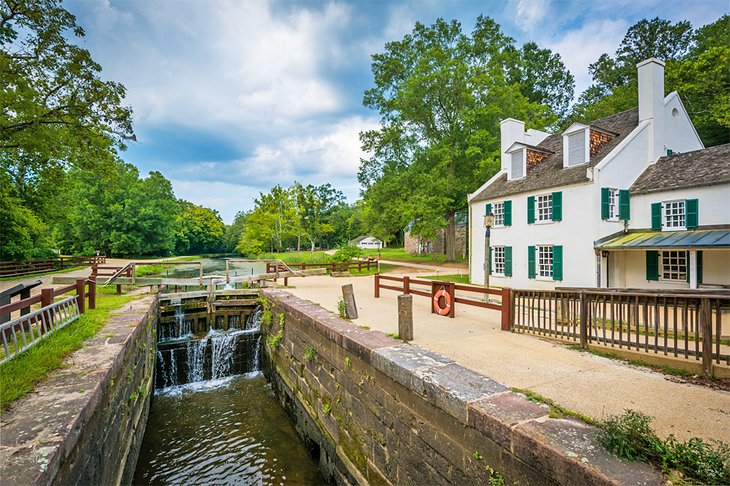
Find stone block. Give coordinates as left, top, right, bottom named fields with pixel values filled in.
left=467, top=392, right=548, bottom=450
left=512, top=418, right=663, bottom=486
left=421, top=363, right=508, bottom=422
left=371, top=344, right=453, bottom=395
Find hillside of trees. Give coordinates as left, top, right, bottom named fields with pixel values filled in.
left=1, top=1, right=726, bottom=260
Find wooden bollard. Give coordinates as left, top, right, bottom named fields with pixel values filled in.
left=398, top=294, right=413, bottom=341
left=342, top=284, right=358, bottom=319
left=76, top=278, right=86, bottom=313
left=88, top=279, right=96, bottom=310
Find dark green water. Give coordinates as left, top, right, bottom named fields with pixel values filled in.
left=133, top=373, right=325, bottom=485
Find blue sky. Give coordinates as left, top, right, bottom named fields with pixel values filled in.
left=65, top=0, right=727, bottom=223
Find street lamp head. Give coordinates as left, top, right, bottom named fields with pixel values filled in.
left=483, top=212, right=495, bottom=229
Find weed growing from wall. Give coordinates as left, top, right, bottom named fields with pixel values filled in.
left=304, top=346, right=316, bottom=362
left=337, top=298, right=347, bottom=319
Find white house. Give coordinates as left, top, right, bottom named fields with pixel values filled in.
left=468, top=58, right=730, bottom=290
left=350, top=236, right=383, bottom=250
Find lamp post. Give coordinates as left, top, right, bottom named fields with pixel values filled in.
left=483, top=212, right=495, bottom=302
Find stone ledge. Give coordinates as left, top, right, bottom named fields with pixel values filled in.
left=262, top=289, right=665, bottom=485
left=0, top=296, right=156, bottom=486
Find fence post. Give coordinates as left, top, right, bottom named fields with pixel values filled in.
left=342, top=284, right=358, bottom=319
left=88, top=279, right=96, bottom=310
left=76, top=278, right=86, bottom=313
left=701, top=298, right=712, bottom=378
left=91, top=263, right=98, bottom=281
left=579, top=291, right=588, bottom=349
left=403, top=276, right=410, bottom=294
left=374, top=274, right=380, bottom=298
left=501, top=288, right=511, bottom=331
left=398, top=294, right=413, bottom=341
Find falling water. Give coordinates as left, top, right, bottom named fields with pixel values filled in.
left=186, top=334, right=209, bottom=383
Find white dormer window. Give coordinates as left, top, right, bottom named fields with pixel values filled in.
left=562, top=123, right=590, bottom=168
left=509, top=148, right=525, bottom=180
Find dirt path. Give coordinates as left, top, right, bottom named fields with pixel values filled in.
left=282, top=273, right=730, bottom=444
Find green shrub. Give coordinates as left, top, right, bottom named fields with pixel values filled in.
left=337, top=298, right=347, bottom=319
left=332, top=244, right=363, bottom=263
left=599, top=410, right=730, bottom=484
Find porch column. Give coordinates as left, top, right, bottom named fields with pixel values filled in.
left=689, top=249, right=698, bottom=290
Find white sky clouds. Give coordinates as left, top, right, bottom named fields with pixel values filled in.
left=65, top=0, right=726, bottom=223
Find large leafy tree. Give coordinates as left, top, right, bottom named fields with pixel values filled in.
left=293, top=182, right=344, bottom=251
left=572, top=16, right=728, bottom=146
left=175, top=201, right=226, bottom=255
left=360, top=17, right=572, bottom=260
left=237, top=185, right=296, bottom=255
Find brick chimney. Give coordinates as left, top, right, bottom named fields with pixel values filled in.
left=637, top=58, right=665, bottom=162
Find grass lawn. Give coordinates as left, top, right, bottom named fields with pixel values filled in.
left=256, top=251, right=333, bottom=264
left=420, top=274, right=471, bottom=284
left=361, top=247, right=466, bottom=263
left=0, top=286, right=140, bottom=411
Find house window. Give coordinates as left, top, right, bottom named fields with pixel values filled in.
left=536, top=194, right=552, bottom=222
left=607, top=188, right=619, bottom=221
left=537, top=246, right=553, bottom=278
left=660, top=250, right=687, bottom=281
left=567, top=131, right=586, bottom=167
left=493, top=202, right=504, bottom=226
left=510, top=150, right=524, bottom=179
left=663, top=201, right=686, bottom=229
left=492, top=246, right=505, bottom=275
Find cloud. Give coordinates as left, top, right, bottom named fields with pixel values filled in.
left=513, top=0, right=551, bottom=33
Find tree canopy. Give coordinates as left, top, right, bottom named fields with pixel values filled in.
left=359, top=17, right=573, bottom=260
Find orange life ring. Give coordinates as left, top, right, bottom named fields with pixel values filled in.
left=433, top=288, right=451, bottom=316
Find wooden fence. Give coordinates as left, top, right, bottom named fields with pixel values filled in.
left=374, top=275, right=511, bottom=330
left=265, top=260, right=378, bottom=275
left=0, top=278, right=97, bottom=363
left=511, top=288, right=730, bottom=376
left=0, top=256, right=106, bottom=278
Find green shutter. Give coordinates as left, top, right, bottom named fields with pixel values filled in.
left=504, top=200, right=512, bottom=226
left=552, top=191, right=562, bottom=221
left=552, top=245, right=563, bottom=281
left=528, top=246, right=535, bottom=278
left=686, top=251, right=691, bottom=283
left=619, top=190, right=630, bottom=221
left=651, top=203, right=662, bottom=230
left=646, top=250, right=659, bottom=281
left=485, top=203, right=492, bottom=216
left=697, top=251, right=703, bottom=284
left=504, top=246, right=512, bottom=277
left=601, top=188, right=610, bottom=220
left=686, top=199, right=698, bottom=228
left=527, top=196, right=535, bottom=224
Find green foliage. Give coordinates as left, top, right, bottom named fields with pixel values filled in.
left=337, top=298, right=347, bottom=319
left=573, top=15, right=729, bottom=146
left=599, top=410, right=730, bottom=484
left=360, top=16, right=571, bottom=259
left=485, top=466, right=505, bottom=486
left=332, top=244, right=363, bottom=263
left=278, top=312, right=285, bottom=327
left=321, top=402, right=331, bottom=415
left=175, top=201, right=226, bottom=255
left=386, top=333, right=401, bottom=340
left=512, top=388, right=597, bottom=425
left=0, top=171, right=50, bottom=259
left=345, top=356, right=351, bottom=367
left=422, top=274, right=471, bottom=284
left=267, top=329, right=283, bottom=348
left=304, top=346, right=316, bottom=362
left=473, top=450, right=482, bottom=460
left=0, top=290, right=137, bottom=410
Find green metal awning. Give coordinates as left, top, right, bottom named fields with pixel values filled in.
left=596, top=229, right=730, bottom=249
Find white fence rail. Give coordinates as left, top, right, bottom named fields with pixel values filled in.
left=0, top=296, right=81, bottom=364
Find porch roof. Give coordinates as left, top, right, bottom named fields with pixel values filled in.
left=595, top=229, right=730, bottom=249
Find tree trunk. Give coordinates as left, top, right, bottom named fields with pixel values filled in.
left=445, top=211, right=456, bottom=262
left=297, top=232, right=301, bottom=252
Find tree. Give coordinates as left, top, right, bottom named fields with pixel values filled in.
left=0, top=170, right=49, bottom=260
left=0, top=0, right=134, bottom=167
left=175, top=201, right=226, bottom=255
left=237, top=185, right=296, bottom=255
left=224, top=211, right=247, bottom=252
left=360, top=17, right=571, bottom=260
left=573, top=15, right=729, bottom=146
left=293, top=182, right=344, bottom=251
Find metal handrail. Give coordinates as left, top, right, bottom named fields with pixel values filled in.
left=0, top=296, right=80, bottom=364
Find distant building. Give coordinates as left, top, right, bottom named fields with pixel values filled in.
left=468, top=58, right=729, bottom=290
left=404, top=226, right=467, bottom=257
left=350, top=236, right=383, bottom=250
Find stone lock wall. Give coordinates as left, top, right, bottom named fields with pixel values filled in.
left=0, top=295, right=158, bottom=486
left=261, top=289, right=662, bottom=486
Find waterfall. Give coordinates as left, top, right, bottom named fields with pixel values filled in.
left=155, top=305, right=263, bottom=390
left=187, top=334, right=209, bottom=383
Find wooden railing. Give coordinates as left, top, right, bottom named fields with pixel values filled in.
left=0, top=278, right=97, bottom=321
left=266, top=260, right=378, bottom=274
left=511, top=288, right=730, bottom=376
left=374, top=274, right=511, bottom=329
left=0, top=256, right=106, bottom=278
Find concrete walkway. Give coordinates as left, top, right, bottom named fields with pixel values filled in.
left=283, top=273, right=730, bottom=444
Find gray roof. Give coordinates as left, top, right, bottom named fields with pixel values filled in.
left=471, top=108, right=639, bottom=202
left=630, top=143, right=730, bottom=195
left=596, top=229, right=730, bottom=249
